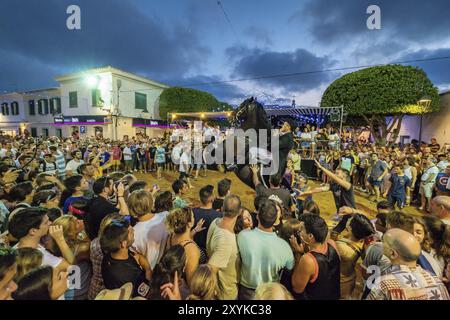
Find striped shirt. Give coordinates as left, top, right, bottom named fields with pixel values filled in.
left=55, top=150, right=66, bottom=179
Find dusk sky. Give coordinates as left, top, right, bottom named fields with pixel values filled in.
left=1, top=0, right=450, bottom=105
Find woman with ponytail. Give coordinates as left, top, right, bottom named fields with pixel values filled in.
left=59, top=175, right=89, bottom=214
left=336, top=213, right=375, bottom=299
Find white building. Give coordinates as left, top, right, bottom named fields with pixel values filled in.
left=392, top=90, right=450, bottom=145
left=0, top=88, right=61, bottom=137
left=0, top=66, right=170, bottom=139
left=54, top=66, right=170, bottom=139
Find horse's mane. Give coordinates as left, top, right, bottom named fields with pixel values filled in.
left=233, top=97, right=272, bottom=131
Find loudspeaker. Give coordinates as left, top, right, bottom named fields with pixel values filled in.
left=300, top=159, right=318, bottom=179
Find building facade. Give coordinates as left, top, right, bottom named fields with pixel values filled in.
left=0, top=88, right=61, bottom=137
left=392, top=91, right=450, bottom=145
left=0, top=66, right=170, bottom=139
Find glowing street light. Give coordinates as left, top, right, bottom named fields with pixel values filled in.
left=85, top=75, right=100, bottom=88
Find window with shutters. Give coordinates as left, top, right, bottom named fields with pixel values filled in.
left=135, top=92, right=147, bottom=112
left=49, top=98, right=55, bottom=114
left=29, top=100, right=36, bottom=115
left=38, top=99, right=49, bottom=115
left=54, top=97, right=62, bottom=114
left=92, top=89, right=102, bottom=107
left=31, top=128, right=37, bottom=137
left=1, top=103, right=7, bottom=116
left=11, top=102, right=19, bottom=115
left=69, top=91, right=78, bottom=108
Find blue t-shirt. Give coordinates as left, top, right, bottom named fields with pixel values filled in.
left=237, top=228, right=294, bottom=289
left=435, top=173, right=450, bottom=194
left=389, top=174, right=411, bottom=197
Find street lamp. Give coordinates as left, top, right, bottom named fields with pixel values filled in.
left=417, top=96, right=432, bottom=146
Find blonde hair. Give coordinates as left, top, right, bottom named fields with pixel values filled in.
left=127, top=190, right=154, bottom=218
left=253, top=282, right=293, bottom=300
left=187, top=265, right=217, bottom=300
left=99, top=213, right=123, bottom=237
left=165, top=207, right=193, bottom=234
left=15, top=248, right=43, bottom=282
left=54, top=215, right=79, bottom=242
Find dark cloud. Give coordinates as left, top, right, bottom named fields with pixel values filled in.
left=398, top=48, right=450, bottom=85
left=243, top=26, right=273, bottom=45
left=291, top=0, right=450, bottom=45
left=0, top=50, right=60, bottom=92
left=173, top=75, right=246, bottom=102
left=228, top=46, right=336, bottom=93
left=0, top=0, right=210, bottom=91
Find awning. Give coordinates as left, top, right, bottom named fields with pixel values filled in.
left=264, top=106, right=342, bottom=117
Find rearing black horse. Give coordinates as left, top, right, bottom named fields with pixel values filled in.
left=213, top=97, right=293, bottom=189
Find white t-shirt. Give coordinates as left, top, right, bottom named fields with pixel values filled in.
left=206, top=218, right=240, bottom=300
left=179, top=152, right=190, bottom=173
left=65, top=159, right=84, bottom=174
left=132, top=211, right=169, bottom=269
left=421, top=165, right=439, bottom=183
left=123, top=147, right=132, bottom=161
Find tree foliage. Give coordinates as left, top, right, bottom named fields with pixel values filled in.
left=159, top=87, right=228, bottom=119
left=321, top=64, right=439, bottom=115
left=321, top=65, right=440, bottom=145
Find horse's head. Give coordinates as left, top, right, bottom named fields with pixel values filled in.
left=230, top=97, right=270, bottom=130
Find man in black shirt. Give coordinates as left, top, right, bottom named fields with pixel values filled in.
left=212, top=178, right=231, bottom=211
left=304, top=160, right=356, bottom=234
left=100, top=219, right=151, bottom=299
left=85, top=177, right=129, bottom=240
left=277, top=121, right=295, bottom=178
left=192, top=185, right=222, bottom=252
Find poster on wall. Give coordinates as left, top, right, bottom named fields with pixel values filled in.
left=80, top=126, right=86, bottom=134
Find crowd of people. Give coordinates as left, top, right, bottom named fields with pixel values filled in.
left=0, top=122, right=449, bottom=301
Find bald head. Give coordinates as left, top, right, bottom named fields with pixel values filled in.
left=223, top=194, right=241, bottom=218
left=383, top=228, right=421, bottom=263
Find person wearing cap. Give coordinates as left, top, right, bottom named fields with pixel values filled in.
left=437, top=152, right=450, bottom=172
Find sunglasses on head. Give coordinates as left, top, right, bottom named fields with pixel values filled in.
left=110, top=219, right=130, bottom=229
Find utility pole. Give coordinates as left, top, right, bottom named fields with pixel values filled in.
left=114, top=79, right=122, bottom=140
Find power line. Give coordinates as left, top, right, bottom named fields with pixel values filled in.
left=181, top=55, right=450, bottom=87
left=114, top=54, right=450, bottom=93
left=5, top=55, right=449, bottom=96
left=216, top=0, right=239, bottom=39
